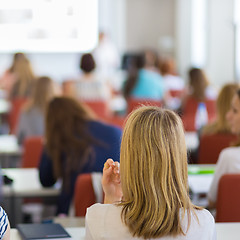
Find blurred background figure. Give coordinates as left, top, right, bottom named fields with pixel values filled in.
left=159, top=57, right=185, bottom=110
left=39, top=97, right=122, bottom=215
left=16, top=76, right=55, bottom=145
left=93, top=31, right=120, bottom=78
left=208, top=88, right=240, bottom=208
left=123, top=50, right=165, bottom=101
left=202, top=83, right=239, bottom=136
left=74, top=53, right=111, bottom=102
left=180, top=67, right=217, bottom=132
left=0, top=52, right=36, bottom=100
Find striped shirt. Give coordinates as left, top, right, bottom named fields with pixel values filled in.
left=0, top=206, right=8, bottom=239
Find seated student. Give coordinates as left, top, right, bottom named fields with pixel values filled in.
left=85, top=106, right=216, bottom=240
left=202, top=83, right=239, bottom=135
left=38, top=97, right=122, bottom=215
left=16, top=76, right=55, bottom=145
left=0, top=206, right=10, bottom=240
left=208, top=89, right=240, bottom=208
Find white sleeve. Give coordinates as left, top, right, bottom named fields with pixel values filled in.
left=85, top=221, right=94, bottom=240
left=207, top=150, right=230, bottom=203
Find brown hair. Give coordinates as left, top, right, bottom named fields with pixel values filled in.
left=25, top=76, right=55, bottom=113
left=189, top=68, right=208, bottom=101
left=45, top=97, right=97, bottom=188
left=80, top=53, right=96, bottom=73
left=119, top=106, right=200, bottom=239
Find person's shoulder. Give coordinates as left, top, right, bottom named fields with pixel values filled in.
left=219, top=146, right=240, bottom=160
left=194, top=208, right=215, bottom=223
left=89, top=120, right=122, bottom=134
left=86, top=203, right=120, bottom=220
left=0, top=206, right=9, bottom=238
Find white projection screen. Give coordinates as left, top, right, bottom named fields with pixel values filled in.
left=0, top=0, right=98, bottom=52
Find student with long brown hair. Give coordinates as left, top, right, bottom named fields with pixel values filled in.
left=85, top=106, right=216, bottom=239
left=39, top=97, right=122, bottom=215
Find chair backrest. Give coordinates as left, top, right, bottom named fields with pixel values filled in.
left=22, top=137, right=43, bottom=168
left=8, top=98, right=28, bottom=134
left=127, top=98, right=162, bottom=114
left=83, top=100, right=109, bottom=119
left=198, top=134, right=237, bottom=164
left=74, top=173, right=103, bottom=217
left=181, top=97, right=216, bottom=131
left=216, top=174, right=240, bottom=222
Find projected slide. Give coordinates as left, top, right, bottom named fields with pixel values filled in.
left=0, top=0, right=98, bottom=52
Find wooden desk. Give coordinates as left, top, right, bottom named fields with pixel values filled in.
left=2, top=168, right=60, bottom=227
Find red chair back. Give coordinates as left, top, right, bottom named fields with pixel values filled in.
left=22, top=137, right=43, bottom=168
left=74, top=174, right=102, bottom=216
left=181, top=97, right=216, bottom=131
left=127, top=98, right=162, bottom=114
left=8, top=98, right=28, bottom=134
left=198, top=134, right=237, bottom=164
left=169, top=89, right=183, bottom=98
left=83, top=100, right=109, bottom=119
left=216, top=174, right=240, bottom=222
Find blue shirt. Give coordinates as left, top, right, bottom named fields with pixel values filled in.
left=131, top=69, right=165, bottom=100
left=38, top=120, right=122, bottom=214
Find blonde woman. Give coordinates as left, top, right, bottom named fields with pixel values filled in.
left=202, top=83, right=239, bottom=135
left=16, top=76, right=55, bottom=145
left=85, top=106, right=216, bottom=239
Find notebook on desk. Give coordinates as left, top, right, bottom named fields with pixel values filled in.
left=17, top=223, right=71, bottom=240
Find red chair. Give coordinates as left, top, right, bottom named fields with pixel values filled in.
left=22, top=137, right=43, bottom=168
left=198, top=134, right=237, bottom=164
left=127, top=98, right=162, bottom=114
left=8, top=98, right=28, bottom=134
left=216, top=174, right=240, bottom=222
left=104, top=115, right=126, bottom=129
left=74, top=173, right=103, bottom=217
left=169, top=89, right=184, bottom=98
left=181, top=97, right=216, bottom=131
left=83, top=100, right=110, bottom=119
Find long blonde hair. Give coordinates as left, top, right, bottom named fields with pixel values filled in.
left=202, top=83, right=239, bottom=135
left=119, top=106, right=199, bottom=239
left=9, top=53, right=35, bottom=97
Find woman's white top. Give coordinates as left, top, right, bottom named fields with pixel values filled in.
left=208, top=146, right=240, bottom=203
left=85, top=203, right=216, bottom=240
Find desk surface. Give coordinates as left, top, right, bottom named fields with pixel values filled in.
left=9, top=223, right=240, bottom=240
left=185, top=131, right=199, bottom=151
left=10, top=227, right=85, bottom=240
left=188, top=164, right=215, bottom=195
left=2, top=168, right=60, bottom=197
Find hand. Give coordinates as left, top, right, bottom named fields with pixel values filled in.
left=102, top=158, right=123, bottom=204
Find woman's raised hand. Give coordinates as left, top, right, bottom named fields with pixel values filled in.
left=102, top=158, right=123, bottom=204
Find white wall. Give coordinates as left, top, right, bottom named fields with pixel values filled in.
left=207, top=0, right=234, bottom=86
left=125, top=0, right=175, bottom=54
left=0, top=0, right=236, bottom=88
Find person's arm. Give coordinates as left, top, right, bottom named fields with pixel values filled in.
left=207, top=150, right=229, bottom=208
left=2, top=223, right=10, bottom=240
left=102, top=158, right=122, bottom=204
left=38, top=148, right=56, bottom=187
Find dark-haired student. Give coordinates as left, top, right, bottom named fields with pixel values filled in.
left=38, top=97, right=122, bottom=215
